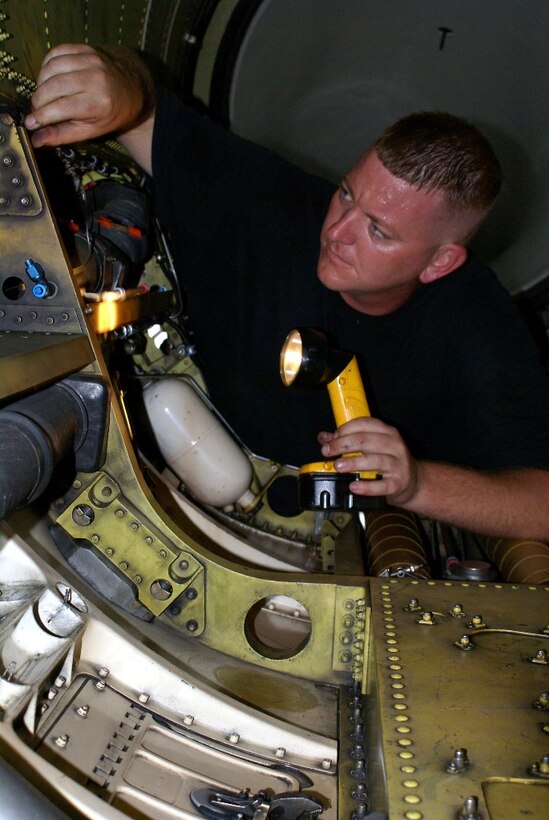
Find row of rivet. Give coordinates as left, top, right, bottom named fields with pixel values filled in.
left=381, top=583, right=423, bottom=819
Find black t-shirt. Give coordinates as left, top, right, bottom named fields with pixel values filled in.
left=152, top=86, right=549, bottom=471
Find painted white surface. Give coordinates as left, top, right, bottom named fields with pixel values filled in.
left=228, top=0, right=548, bottom=293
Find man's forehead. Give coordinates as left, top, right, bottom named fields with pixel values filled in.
left=346, top=150, right=450, bottom=218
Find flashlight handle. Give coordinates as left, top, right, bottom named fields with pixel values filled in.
left=327, top=355, right=371, bottom=427
left=326, top=355, right=376, bottom=479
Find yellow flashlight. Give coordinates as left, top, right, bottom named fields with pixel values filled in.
left=280, top=327, right=382, bottom=511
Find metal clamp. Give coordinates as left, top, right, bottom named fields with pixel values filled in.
left=190, top=788, right=325, bottom=820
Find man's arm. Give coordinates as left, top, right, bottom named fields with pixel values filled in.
left=319, top=417, right=549, bottom=540
left=25, top=43, right=155, bottom=174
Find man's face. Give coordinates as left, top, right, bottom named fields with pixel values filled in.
left=317, top=149, right=457, bottom=314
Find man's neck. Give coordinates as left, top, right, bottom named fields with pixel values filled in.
left=340, top=281, right=422, bottom=316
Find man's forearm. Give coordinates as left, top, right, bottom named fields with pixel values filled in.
left=118, top=115, right=154, bottom=175
left=401, top=462, right=549, bottom=540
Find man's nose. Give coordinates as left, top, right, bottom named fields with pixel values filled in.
left=325, top=205, right=356, bottom=243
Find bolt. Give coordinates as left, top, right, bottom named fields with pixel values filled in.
left=351, top=744, right=365, bottom=759
left=531, top=649, right=548, bottom=665
left=91, top=534, right=100, bottom=542
left=342, top=614, right=355, bottom=628
left=533, top=692, right=549, bottom=710
left=352, top=805, right=367, bottom=819
left=76, top=704, right=90, bottom=718
left=185, top=587, right=198, bottom=600
left=351, top=783, right=367, bottom=800
left=134, top=575, right=142, bottom=584
left=47, top=687, right=58, bottom=700
left=119, top=561, right=129, bottom=571
left=98, top=667, right=110, bottom=678
left=459, top=795, right=481, bottom=819
left=54, top=676, right=66, bottom=688
left=115, top=509, right=125, bottom=517
left=455, top=634, right=475, bottom=650
left=186, top=619, right=199, bottom=632
left=406, top=598, right=421, bottom=611
left=339, top=650, right=352, bottom=663
left=183, top=715, right=194, bottom=726
left=145, top=536, right=153, bottom=545
left=159, top=549, right=167, bottom=559
left=350, top=707, right=362, bottom=724
left=106, top=548, right=114, bottom=556
left=130, top=522, right=139, bottom=531
left=275, top=747, right=286, bottom=758
left=417, top=610, right=435, bottom=624
left=138, top=692, right=150, bottom=704
left=19, top=194, right=33, bottom=207
left=229, top=732, right=239, bottom=744
left=95, top=680, right=106, bottom=690
left=340, top=632, right=352, bottom=645
left=54, top=734, right=69, bottom=748
left=467, top=614, right=485, bottom=629
left=179, top=559, right=189, bottom=570
left=321, top=759, right=332, bottom=770
left=447, top=747, right=469, bottom=773
left=350, top=759, right=366, bottom=779
left=350, top=721, right=364, bottom=741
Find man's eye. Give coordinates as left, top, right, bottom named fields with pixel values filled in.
left=339, top=184, right=352, bottom=201
left=369, top=221, right=387, bottom=240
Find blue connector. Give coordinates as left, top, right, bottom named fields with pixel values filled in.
left=24, top=258, right=54, bottom=298
left=24, top=258, right=45, bottom=282
left=32, top=282, right=50, bottom=299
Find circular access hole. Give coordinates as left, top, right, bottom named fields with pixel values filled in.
left=266, top=475, right=301, bottom=517
left=2, top=275, right=26, bottom=300
left=244, top=594, right=311, bottom=659
left=150, top=578, right=173, bottom=601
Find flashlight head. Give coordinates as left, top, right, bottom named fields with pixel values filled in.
left=280, top=327, right=347, bottom=388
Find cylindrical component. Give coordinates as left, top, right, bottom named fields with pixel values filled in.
left=483, top=536, right=549, bottom=584
left=143, top=378, right=253, bottom=508
left=364, top=510, right=431, bottom=578
left=2, top=586, right=86, bottom=686
left=0, top=384, right=86, bottom=520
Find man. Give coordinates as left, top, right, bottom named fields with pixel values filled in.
left=25, top=44, right=549, bottom=539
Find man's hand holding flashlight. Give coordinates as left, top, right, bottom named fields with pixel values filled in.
left=319, top=417, right=420, bottom=507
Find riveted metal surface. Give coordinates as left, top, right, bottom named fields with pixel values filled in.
left=367, top=577, right=549, bottom=819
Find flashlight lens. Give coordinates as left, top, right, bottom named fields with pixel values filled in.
left=280, top=330, right=303, bottom=385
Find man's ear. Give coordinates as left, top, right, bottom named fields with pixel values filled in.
left=419, top=243, right=467, bottom=284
